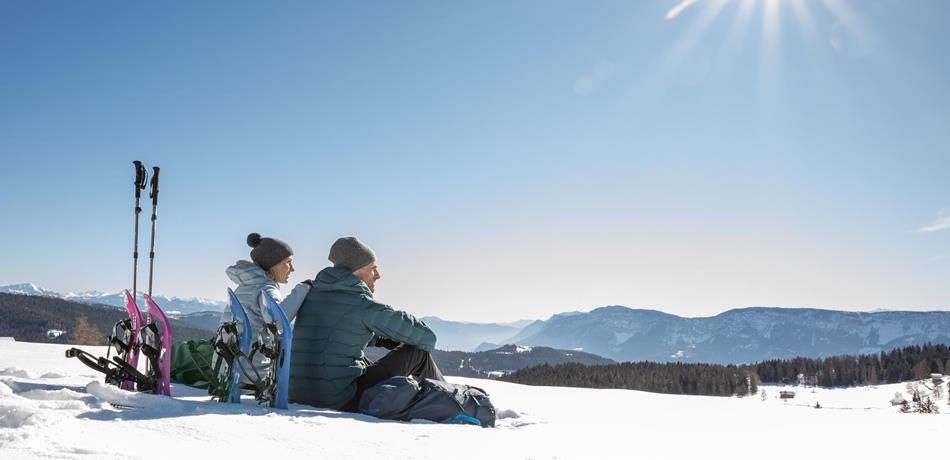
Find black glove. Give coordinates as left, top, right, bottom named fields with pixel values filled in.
left=374, top=338, right=402, bottom=350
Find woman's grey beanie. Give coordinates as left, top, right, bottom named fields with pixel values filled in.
left=247, top=233, right=293, bottom=271
left=328, top=236, right=376, bottom=271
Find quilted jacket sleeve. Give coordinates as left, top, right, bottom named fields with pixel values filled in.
left=362, top=301, right=437, bottom=352
left=261, top=282, right=310, bottom=322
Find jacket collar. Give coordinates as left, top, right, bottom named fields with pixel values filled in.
left=313, top=266, right=373, bottom=297
left=226, top=261, right=274, bottom=287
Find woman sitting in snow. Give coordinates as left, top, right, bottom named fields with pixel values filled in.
left=222, top=232, right=311, bottom=380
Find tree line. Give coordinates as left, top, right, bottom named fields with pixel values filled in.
left=499, top=343, right=950, bottom=397
left=754, top=343, right=950, bottom=387
left=0, top=293, right=213, bottom=344
left=499, top=361, right=760, bottom=397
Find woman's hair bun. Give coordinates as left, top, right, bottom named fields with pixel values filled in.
left=247, top=232, right=262, bottom=248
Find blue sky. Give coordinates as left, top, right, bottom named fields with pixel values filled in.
left=1, top=0, right=947, bottom=322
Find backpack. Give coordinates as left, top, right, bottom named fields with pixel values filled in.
left=359, top=376, right=496, bottom=427
left=169, top=339, right=220, bottom=390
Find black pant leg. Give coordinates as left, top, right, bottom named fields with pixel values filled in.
left=343, top=345, right=445, bottom=412
left=360, top=344, right=445, bottom=388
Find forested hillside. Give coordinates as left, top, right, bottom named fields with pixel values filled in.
left=500, top=343, right=950, bottom=396
left=0, top=293, right=214, bottom=344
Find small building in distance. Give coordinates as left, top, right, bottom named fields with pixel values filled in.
left=487, top=370, right=516, bottom=379
left=46, top=329, right=66, bottom=339
left=779, top=390, right=796, bottom=399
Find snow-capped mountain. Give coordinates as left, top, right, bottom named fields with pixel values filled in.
left=0, top=283, right=62, bottom=298
left=0, top=283, right=226, bottom=315
left=504, top=306, right=950, bottom=364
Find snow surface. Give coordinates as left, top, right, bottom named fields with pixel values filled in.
left=0, top=340, right=946, bottom=460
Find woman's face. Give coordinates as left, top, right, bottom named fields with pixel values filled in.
left=269, top=256, right=294, bottom=284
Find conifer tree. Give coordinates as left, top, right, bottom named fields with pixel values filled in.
left=70, top=315, right=101, bottom=345
left=899, top=400, right=912, bottom=413
left=914, top=396, right=939, bottom=414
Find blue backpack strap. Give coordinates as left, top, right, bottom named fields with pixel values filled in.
left=441, top=414, right=482, bottom=426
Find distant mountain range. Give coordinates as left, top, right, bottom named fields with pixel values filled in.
left=0, top=283, right=226, bottom=316
left=7, top=282, right=950, bottom=365
left=505, top=306, right=950, bottom=364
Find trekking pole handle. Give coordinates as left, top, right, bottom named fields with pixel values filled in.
left=133, top=161, right=148, bottom=199
left=149, top=166, right=160, bottom=205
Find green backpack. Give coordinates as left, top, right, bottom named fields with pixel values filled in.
left=170, top=339, right=221, bottom=390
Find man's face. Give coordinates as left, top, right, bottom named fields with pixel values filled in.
left=354, top=263, right=380, bottom=293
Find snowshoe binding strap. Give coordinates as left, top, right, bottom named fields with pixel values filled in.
left=140, top=322, right=162, bottom=361
left=65, top=348, right=148, bottom=388
left=139, top=321, right=166, bottom=393
left=207, top=320, right=278, bottom=404
left=208, top=320, right=243, bottom=401
left=250, top=326, right=282, bottom=406
left=65, top=315, right=152, bottom=391
left=108, top=318, right=137, bottom=358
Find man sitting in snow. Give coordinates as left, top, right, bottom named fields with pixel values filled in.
left=288, top=236, right=445, bottom=412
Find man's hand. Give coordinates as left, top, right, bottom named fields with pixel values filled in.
left=374, top=338, right=402, bottom=350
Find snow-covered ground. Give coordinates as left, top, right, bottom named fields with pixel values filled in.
left=0, top=340, right=945, bottom=460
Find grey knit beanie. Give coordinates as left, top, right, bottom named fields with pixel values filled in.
left=328, top=236, right=376, bottom=271
left=247, top=233, right=294, bottom=271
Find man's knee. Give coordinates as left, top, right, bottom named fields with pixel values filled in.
left=389, top=344, right=435, bottom=366
left=394, top=344, right=426, bottom=356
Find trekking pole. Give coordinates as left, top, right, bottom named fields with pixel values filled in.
left=132, top=161, right=148, bottom=301
left=147, top=166, right=160, bottom=296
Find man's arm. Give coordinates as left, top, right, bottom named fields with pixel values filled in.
left=362, top=301, right=437, bottom=352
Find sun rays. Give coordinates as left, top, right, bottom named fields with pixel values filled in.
left=658, top=0, right=882, bottom=104
left=666, top=0, right=699, bottom=20
left=664, top=0, right=873, bottom=56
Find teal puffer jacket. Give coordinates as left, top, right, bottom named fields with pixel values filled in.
left=288, top=266, right=437, bottom=410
